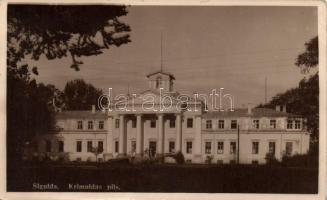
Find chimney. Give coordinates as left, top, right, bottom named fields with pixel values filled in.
left=282, top=104, right=287, bottom=112
left=247, top=103, right=252, bottom=114
left=275, top=105, right=281, bottom=112
left=91, top=105, right=96, bottom=113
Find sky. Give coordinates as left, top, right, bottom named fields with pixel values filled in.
left=27, top=6, right=318, bottom=108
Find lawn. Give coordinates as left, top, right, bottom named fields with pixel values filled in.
left=7, top=163, right=318, bottom=193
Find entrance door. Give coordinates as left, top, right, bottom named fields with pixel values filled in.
left=149, top=141, right=157, bottom=157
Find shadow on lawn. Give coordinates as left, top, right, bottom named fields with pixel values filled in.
left=7, top=160, right=318, bottom=193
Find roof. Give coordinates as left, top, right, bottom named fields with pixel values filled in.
left=146, top=71, right=175, bottom=80
left=202, top=108, right=301, bottom=118
left=56, top=111, right=107, bottom=120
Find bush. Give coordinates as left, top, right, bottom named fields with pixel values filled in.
left=205, top=155, right=214, bottom=164
left=107, top=157, right=130, bottom=165
left=57, top=153, right=70, bottom=162
left=265, top=152, right=280, bottom=166
left=281, top=154, right=318, bottom=168
left=172, top=151, right=185, bottom=164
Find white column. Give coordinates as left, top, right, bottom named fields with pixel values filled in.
left=106, top=116, right=113, bottom=155
left=118, top=114, right=125, bottom=155
left=194, top=115, right=202, bottom=163
left=158, top=114, right=164, bottom=154
left=175, top=114, right=182, bottom=152
left=136, top=114, right=143, bottom=155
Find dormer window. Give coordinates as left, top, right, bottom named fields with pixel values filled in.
left=156, top=77, right=162, bottom=89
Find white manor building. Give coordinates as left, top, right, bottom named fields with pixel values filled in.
left=32, top=71, right=310, bottom=164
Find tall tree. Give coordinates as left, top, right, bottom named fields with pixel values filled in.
left=7, top=5, right=131, bottom=71
left=259, top=74, right=318, bottom=141
left=63, top=79, right=103, bottom=110
left=7, top=65, right=60, bottom=164
left=259, top=36, right=319, bottom=152
left=7, top=5, right=131, bottom=166
left=295, top=36, right=318, bottom=73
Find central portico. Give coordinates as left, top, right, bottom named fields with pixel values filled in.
left=104, top=71, right=204, bottom=162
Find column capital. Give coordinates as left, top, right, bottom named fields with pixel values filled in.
left=156, top=113, right=165, bottom=116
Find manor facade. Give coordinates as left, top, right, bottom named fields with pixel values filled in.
left=33, top=71, right=310, bottom=164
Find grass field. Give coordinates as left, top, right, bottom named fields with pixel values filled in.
left=7, top=163, right=318, bottom=193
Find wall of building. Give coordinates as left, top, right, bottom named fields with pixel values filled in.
left=201, top=131, right=310, bottom=164
left=33, top=112, right=310, bottom=164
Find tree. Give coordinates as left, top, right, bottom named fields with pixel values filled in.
left=261, top=74, right=318, bottom=141
left=295, top=36, right=318, bottom=73
left=259, top=36, right=319, bottom=153
left=7, top=5, right=131, bottom=167
left=7, top=5, right=131, bottom=71
left=7, top=65, right=59, bottom=165
left=63, top=79, right=103, bottom=110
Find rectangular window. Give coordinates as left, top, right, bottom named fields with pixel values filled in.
left=131, top=141, right=136, bottom=153
left=99, top=121, right=104, bottom=129
left=115, top=141, right=119, bottom=153
left=132, top=119, right=136, bottom=128
left=115, top=119, right=120, bottom=128
left=230, top=141, right=236, bottom=154
left=217, top=141, right=224, bottom=154
left=295, top=120, right=301, bottom=129
left=87, top=141, right=92, bottom=152
left=206, top=120, right=212, bottom=129
left=98, top=141, right=103, bottom=153
left=205, top=141, right=212, bottom=154
left=170, top=119, right=175, bottom=128
left=46, top=140, right=51, bottom=152
left=287, top=120, right=293, bottom=129
left=253, top=120, right=259, bottom=129
left=252, top=141, right=259, bottom=154
left=76, top=141, right=82, bottom=152
left=169, top=141, right=175, bottom=153
left=231, top=120, right=237, bottom=129
left=270, top=120, right=276, bottom=129
left=286, top=142, right=293, bottom=156
left=218, top=120, right=224, bottom=129
left=150, top=120, right=156, bottom=128
left=88, top=121, right=93, bottom=130
left=187, top=118, right=193, bottom=128
left=58, top=141, right=64, bottom=152
left=186, top=141, right=192, bottom=154
left=269, top=141, right=276, bottom=155
left=77, top=121, right=83, bottom=129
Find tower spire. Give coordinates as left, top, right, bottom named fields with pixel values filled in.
left=127, top=83, right=130, bottom=96
left=160, top=32, right=163, bottom=72
left=265, top=76, right=267, bottom=104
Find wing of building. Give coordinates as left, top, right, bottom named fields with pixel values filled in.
left=29, top=71, right=310, bottom=164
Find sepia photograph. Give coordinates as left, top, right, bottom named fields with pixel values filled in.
left=1, top=0, right=326, bottom=198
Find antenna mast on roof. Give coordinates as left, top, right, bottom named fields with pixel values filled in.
left=265, top=77, right=267, bottom=104
left=160, top=31, right=163, bottom=72
left=127, top=83, right=130, bottom=97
